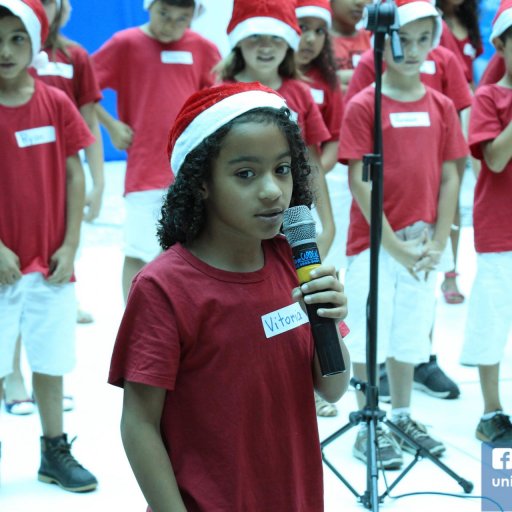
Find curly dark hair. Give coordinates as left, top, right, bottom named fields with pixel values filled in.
left=437, top=0, right=482, bottom=50
left=308, top=33, right=339, bottom=90
left=158, top=107, right=314, bottom=250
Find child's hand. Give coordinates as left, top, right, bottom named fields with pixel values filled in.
left=413, top=240, right=443, bottom=280
left=292, top=265, right=348, bottom=321
left=109, top=120, right=134, bottom=150
left=0, top=244, right=22, bottom=285
left=84, top=186, right=104, bottom=222
left=389, top=230, right=429, bottom=280
left=47, top=245, right=76, bottom=284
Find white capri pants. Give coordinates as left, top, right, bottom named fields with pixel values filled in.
left=460, top=251, right=512, bottom=366
left=0, top=273, right=76, bottom=378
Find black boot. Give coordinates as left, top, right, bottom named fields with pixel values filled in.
left=38, top=434, right=97, bottom=492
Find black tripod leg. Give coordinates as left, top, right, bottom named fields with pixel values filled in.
left=361, top=419, right=381, bottom=511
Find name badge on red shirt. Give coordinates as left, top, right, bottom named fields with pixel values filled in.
left=389, top=112, right=431, bottom=128
left=420, top=60, right=436, bottom=75
left=463, top=43, right=476, bottom=58
left=15, top=126, right=56, bottom=148
left=310, top=88, right=325, bottom=105
left=160, top=51, right=194, bottom=64
left=37, top=62, right=74, bottom=79
left=352, top=54, right=361, bottom=68
left=261, top=302, right=309, bottom=339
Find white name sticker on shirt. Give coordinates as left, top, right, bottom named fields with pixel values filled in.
left=310, top=87, right=325, bottom=105
left=352, top=54, right=362, bottom=68
left=420, top=60, right=436, bottom=75
left=261, top=302, right=309, bottom=339
left=161, top=51, right=194, bottom=65
left=15, top=126, right=56, bottom=148
left=463, top=42, right=476, bottom=58
left=389, top=112, right=431, bottom=128
left=37, top=61, right=74, bottom=79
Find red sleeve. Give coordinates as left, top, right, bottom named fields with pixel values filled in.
left=199, top=40, right=222, bottom=89
left=302, top=90, right=331, bottom=147
left=439, top=20, right=462, bottom=57
left=109, top=274, right=181, bottom=390
left=91, top=34, right=123, bottom=91
left=441, top=97, right=469, bottom=161
left=344, top=50, right=375, bottom=104
left=478, top=54, right=506, bottom=87
left=468, top=87, right=501, bottom=160
left=440, top=50, right=472, bottom=112
left=71, top=45, right=102, bottom=107
left=323, top=84, right=344, bottom=142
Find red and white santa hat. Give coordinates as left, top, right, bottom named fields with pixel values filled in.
left=395, top=0, right=442, bottom=48
left=168, top=82, right=288, bottom=175
left=0, top=0, right=49, bottom=69
left=143, top=0, right=204, bottom=17
left=227, top=0, right=301, bottom=51
left=490, top=0, right=512, bottom=42
left=296, top=0, right=332, bottom=29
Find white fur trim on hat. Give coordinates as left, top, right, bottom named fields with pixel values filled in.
left=1, top=0, right=44, bottom=68
left=490, top=9, right=512, bottom=42
left=228, top=16, right=301, bottom=51
left=171, top=90, right=288, bottom=174
left=398, top=2, right=441, bottom=47
left=143, top=0, right=154, bottom=9
left=295, top=6, right=332, bottom=28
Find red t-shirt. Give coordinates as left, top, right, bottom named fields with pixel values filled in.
left=332, top=29, right=372, bottom=70
left=0, top=80, right=94, bottom=277
left=439, top=19, right=463, bottom=59
left=338, top=86, right=468, bottom=256
left=33, top=43, right=102, bottom=108
left=478, top=53, right=506, bottom=87
left=468, top=84, right=512, bottom=253
left=92, top=28, right=221, bottom=194
left=304, top=67, right=344, bottom=142
left=345, top=46, right=472, bottom=112
left=109, top=236, right=324, bottom=512
left=450, top=35, right=483, bottom=84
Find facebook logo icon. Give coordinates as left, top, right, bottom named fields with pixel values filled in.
left=492, top=448, right=512, bottom=470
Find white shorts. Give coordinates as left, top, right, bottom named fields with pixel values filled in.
left=344, top=230, right=437, bottom=365
left=124, top=189, right=166, bottom=263
left=460, top=252, right=512, bottom=366
left=0, top=273, right=77, bottom=378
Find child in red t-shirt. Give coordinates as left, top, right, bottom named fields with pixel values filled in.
left=339, top=0, right=468, bottom=469
left=92, top=0, right=221, bottom=301
left=216, top=0, right=336, bottom=258
left=460, top=0, right=512, bottom=443
left=109, top=82, right=350, bottom=512
left=330, top=0, right=372, bottom=92
left=479, top=52, right=506, bottom=86
left=0, top=0, right=96, bottom=492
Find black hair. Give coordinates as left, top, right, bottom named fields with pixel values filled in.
left=436, top=0, right=482, bottom=50
left=0, top=6, right=13, bottom=17
left=158, top=107, right=313, bottom=250
left=499, top=26, right=512, bottom=44
left=159, top=0, right=196, bottom=7
left=308, top=31, right=339, bottom=90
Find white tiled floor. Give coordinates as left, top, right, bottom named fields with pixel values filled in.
left=1, top=162, right=511, bottom=512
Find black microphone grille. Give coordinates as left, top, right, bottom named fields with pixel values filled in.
left=282, top=205, right=317, bottom=247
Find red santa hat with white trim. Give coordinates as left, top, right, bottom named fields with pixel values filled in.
left=143, top=0, right=204, bottom=17
left=227, top=0, right=301, bottom=51
left=0, top=0, right=49, bottom=70
left=168, top=82, right=289, bottom=175
left=395, top=0, right=442, bottom=48
left=490, top=0, right=512, bottom=43
left=296, top=0, right=332, bottom=29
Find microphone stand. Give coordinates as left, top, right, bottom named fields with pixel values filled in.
left=319, top=3, right=473, bottom=510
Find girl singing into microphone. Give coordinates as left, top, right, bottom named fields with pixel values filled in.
left=108, top=82, right=350, bottom=512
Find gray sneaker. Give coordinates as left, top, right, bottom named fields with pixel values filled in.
left=353, top=426, right=403, bottom=470
left=476, top=412, right=512, bottom=443
left=392, top=416, right=446, bottom=457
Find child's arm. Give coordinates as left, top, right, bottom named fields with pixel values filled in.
left=292, top=265, right=351, bottom=402
left=348, top=160, right=425, bottom=276
left=0, top=240, right=22, bottom=284
left=320, top=141, right=339, bottom=173
left=121, top=382, right=187, bottom=512
left=481, top=120, right=512, bottom=173
left=80, top=103, right=105, bottom=222
left=47, top=155, right=85, bottom=284
left=95, top=103, right=134, bottom=150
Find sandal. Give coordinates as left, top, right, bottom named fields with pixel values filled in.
left=315, top=394, right=338, bottom=417
left=4, top=398, right=36, bottom=416
left=441, top=271, right=465, bottom=304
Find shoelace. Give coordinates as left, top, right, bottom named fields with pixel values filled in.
left=399, top=418, right=429, bottom=440
left=53, top=437, right=85, bottom=470
left=491, top=413, right=512, bottom=435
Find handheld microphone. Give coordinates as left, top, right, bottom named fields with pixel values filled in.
left=282, top=205, right=346, bottom=377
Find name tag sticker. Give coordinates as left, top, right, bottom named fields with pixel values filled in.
left=15, top=126, right=56, bottom=148
left=352, top=54, right=361, bottom=68
left=310, top=87, right=325, bottom=105
left=37, top=61, right=74, bottom=79
left=389, top=112, right=431, bottom=128
left=161, top=51, right=194, bottom=64
left=463, top=42, right=476, bottom=58
left=262, top=302, right=309, bottom=339
left=420, top=60, right=436, bottom=75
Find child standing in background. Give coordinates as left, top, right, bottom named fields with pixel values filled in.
left=216, top=0, right=336, bottom=258
left=92, top=0, right=221, bottom=301
left=460, top=0, right=512, bottom=443
left=109, top=81, right=350, bottom=512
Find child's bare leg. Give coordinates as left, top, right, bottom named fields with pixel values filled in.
left=4, top=336, right=30, bottom=402
left=387, top=358, right=413, bottom=409
left=479, top=363, right=502, bottom=413
left=33, top=373, right=63, bottom=438
left=122, top=256, right=145, bottom=303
